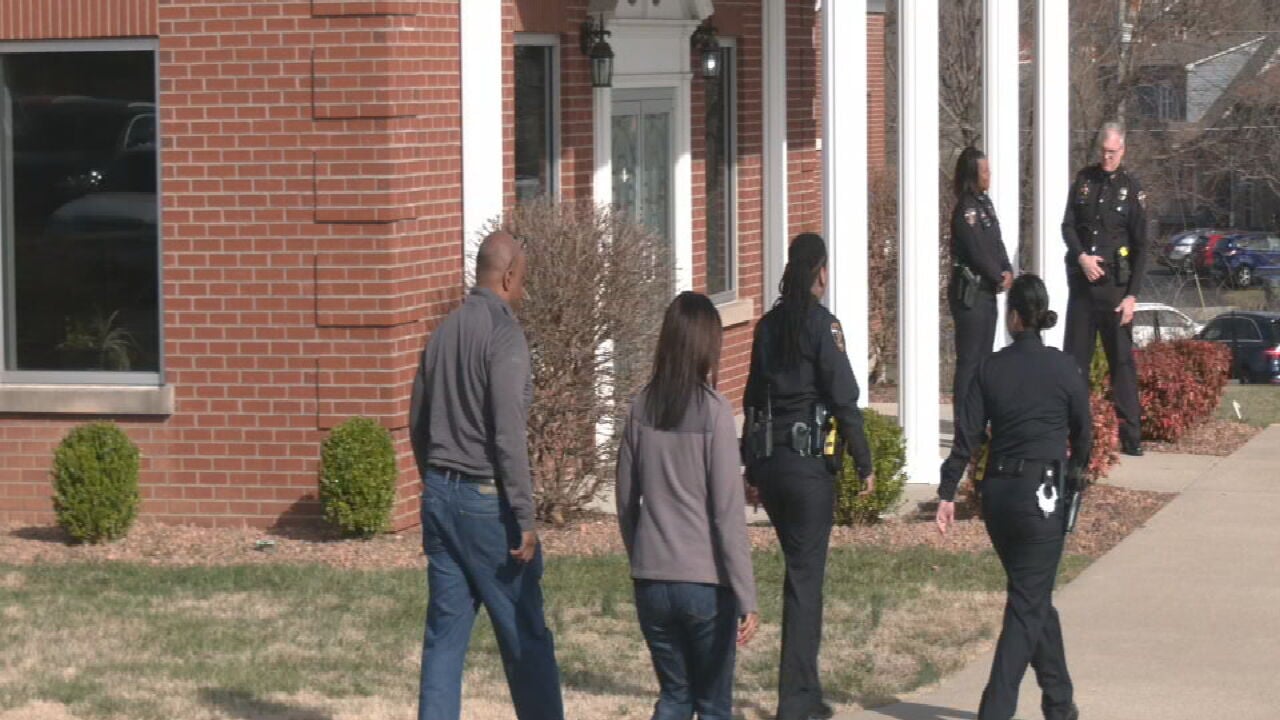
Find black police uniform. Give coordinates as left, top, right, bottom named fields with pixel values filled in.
left=1062, top=164, right=1148, bottom=450
left=743, top=302, right=873, bottom=720
left=950, top=191, right=1012, bottom=423
left=941, top=330, right=1093, bottom=720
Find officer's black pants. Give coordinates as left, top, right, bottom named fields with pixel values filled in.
left=757, top=450, right=834, bottom=720
left=951, top=290, right=998, bottom=419
left=1063, top=275, right=1141, bottom=446
left=978, top=468, right=1074, bottom=720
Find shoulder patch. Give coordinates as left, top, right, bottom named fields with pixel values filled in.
left=830, top=322, right=846, bottom=354
left=1137, top=190, right=1148, bottom=209
left=964, top=207, right=978, bottom=226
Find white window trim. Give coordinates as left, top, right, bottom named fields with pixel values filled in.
left=708, top=38, right=739, bottom=307
left=514, top=33, right=561, bottom=202
left=0, top=38, right=166, bottom=407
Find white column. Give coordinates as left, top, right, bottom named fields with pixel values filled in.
left=461, top=0, right=504, bottom=276
left=763, top=0, right=788, bottom=307
left=1035, top=0, right=1070, bottom=350
left=823, top=0, right=870, bottom=404
left=899, top=0, right=940, bottom=485
left=984, top=0, right=1020, bottom=348
left=592, top=87, right=613, bottom=208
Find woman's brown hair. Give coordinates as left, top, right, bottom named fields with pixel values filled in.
left=644, top=292, right=724, bottom=430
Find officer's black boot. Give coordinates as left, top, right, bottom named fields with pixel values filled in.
left=1121, top=439, right=1143, bottom=457
left=807, top=700, right=835, bottom=720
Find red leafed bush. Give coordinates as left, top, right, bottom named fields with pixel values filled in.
left=1085, top=385, right=1119, bottom=484
left=1135, top=340, right=1232, bottom=443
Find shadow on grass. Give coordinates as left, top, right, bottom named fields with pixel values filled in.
left=198, top=688, right=334, bottom=720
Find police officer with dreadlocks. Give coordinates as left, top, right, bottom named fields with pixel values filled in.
left=742, top=233, right=874, bottom=720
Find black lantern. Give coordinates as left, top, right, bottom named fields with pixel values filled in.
left=691, top=22, right=721, bottom=80
left=580, top=16, right=615, bottom=89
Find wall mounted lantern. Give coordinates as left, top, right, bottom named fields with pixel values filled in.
left=580, top=16, right=615, bottom=89
left=691, top=22, right=721, bottom=80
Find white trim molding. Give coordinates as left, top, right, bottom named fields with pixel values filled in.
left=762, top=0, right=789, bottom=308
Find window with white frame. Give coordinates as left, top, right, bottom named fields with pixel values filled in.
left=704, top=43, right=736, bottom=300
left=514, top=36, right=558, bottom=203
left=0, top=41, right=159, bottom=381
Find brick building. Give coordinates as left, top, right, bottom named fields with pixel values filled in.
left=0, top=0, right=887, bottom=529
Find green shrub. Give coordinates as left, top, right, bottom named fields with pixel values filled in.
left=835, top=409, right=908, bottom=525
left=1089, top=337, right=1109, bottom=393
left=319, top=418, right=397, bottom=537
left=51, top=422, right=140, bottom=544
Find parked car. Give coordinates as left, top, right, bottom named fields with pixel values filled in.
left=1158, top=228, right=1211, bottom=272
left=1131, top=303, right=1203, bottom=347
left=1189, top=230, right=1238, bottom=277
left=1197, top=311, right=1280, bottom=384
left=1212, top=232, right=1280, bottom=288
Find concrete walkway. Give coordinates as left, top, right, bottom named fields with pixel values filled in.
left=839, top=425, right=1280, bottom=720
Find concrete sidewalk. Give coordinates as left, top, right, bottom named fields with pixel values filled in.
left=839, top=425, right=1280, bottom=720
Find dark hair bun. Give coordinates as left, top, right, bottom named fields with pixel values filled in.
left=1039, top=310, right=1058, bottom=330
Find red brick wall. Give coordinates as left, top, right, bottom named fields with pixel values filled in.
left=787, top=3, right=822, bottom=238
left=868, top=12, right=887, bottom=171
left=0, top=0, right=157, bottom=38
left=0, top=1, right=462, bottom=529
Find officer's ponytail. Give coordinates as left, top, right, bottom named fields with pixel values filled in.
left=1008, top=274, right=1057, bottom=332
left=776, top=233, right=828, bottom=368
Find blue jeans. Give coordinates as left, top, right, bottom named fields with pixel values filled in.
left=633, top=580, right=738, bottom=720
left=418, top=468, right=564, bottom=720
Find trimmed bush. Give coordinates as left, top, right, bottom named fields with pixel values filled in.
left=835, top=409, right=908, bottom=525
left=52, top=422, right=140, bottom=544
left=1085, top=384, right=1120, bottom=484
left=1136, top=340, right=1232, bottom=442
left=319, top=417, right=397, bottom=538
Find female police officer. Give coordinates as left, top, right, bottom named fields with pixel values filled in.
left=742, top=233, right=874, bottom=720
left=950, top=147, right=1013, bottom=426
left=936, top=274, right=1091, bottom=720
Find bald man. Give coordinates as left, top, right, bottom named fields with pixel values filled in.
left=410, top=231, right=564, bottom=720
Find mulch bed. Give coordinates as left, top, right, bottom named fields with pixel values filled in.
left=0, top=484, right=1172, bottom=571
left=1145, top=418, right=1260, bottom=456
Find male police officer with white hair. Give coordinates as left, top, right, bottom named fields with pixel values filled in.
left=1062, top=122, right=1147, bottom=456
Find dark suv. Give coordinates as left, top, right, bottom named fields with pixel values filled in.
left=1197, top=312, right=1280, bottom=384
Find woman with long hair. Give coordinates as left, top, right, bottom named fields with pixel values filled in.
left=616, top=291, right=759, bottom=720
left=950, top=147, right=1013, bottom=423
left=937, top=274, right=1091, bottom=720
left=742, top=233, right=875, bottom=720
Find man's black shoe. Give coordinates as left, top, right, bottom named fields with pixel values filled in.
left=1121, top=441, right=1144, bottom=457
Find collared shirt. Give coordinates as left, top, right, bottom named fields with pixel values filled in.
left=952, top=191, right=1012, bottom=288
left=1061, top=164, right=1150, bottom=297
left=939, top=331, right=1093, bottom=502
left=409, top=287, right=536, bottom=531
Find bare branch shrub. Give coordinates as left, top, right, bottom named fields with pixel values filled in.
left=492, top=201, right=672, bottom=525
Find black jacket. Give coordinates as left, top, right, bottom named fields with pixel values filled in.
left=743, top=302, right=874, bottom=479
left=1061, top=164, right=1150, bottom=297
left=951, top=191, right=1012, bottom=289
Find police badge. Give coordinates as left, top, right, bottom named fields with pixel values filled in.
left=1118, top=186, right=1129, bottom=202
left=1079, top=183, right=1091, bottom=201
left=964, top=207, right=978, bottom=226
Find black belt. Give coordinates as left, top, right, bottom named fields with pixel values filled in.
left=429, top=465, right=496, bottom=485
left=988, top=456, right=1056, bottom=476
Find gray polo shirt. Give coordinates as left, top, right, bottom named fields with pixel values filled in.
left=616, top=387, right=758, bottom=614
left=409, top=287, right=536, bottom=531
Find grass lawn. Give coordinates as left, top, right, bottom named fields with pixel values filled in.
left=1217, top=384, right=1280, bottom=428
left=0, top=548, right=1089, bottom=720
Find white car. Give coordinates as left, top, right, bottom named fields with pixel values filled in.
left=1132, top=303, right=1203, bottom=347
